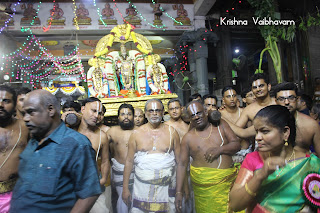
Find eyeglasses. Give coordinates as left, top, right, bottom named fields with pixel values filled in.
left=276, top=95, right=297, bottom=103
left=147, top=109, right=163, bottom=114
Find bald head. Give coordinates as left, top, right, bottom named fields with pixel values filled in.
left=134, top=108, right=145, bottom=127
left=26, top=90, right=61, bottom=113
left=23, top=90, right=61, bottom=140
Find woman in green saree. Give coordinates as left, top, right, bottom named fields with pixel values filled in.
left=229, top=105, right=319, bottom=213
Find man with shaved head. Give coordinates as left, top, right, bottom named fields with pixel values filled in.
left=10, top=89, right=101, bottom=212
left=77, top=97, right=111, bottom=213
left=134, top=108, right=145, bottom=127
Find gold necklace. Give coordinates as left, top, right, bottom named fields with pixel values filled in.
left=276, top=149, right=295, bottom=177
left=195, top=124, right=213, bottom=140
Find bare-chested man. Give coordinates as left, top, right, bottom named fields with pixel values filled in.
left=165, top=99, right=189, bottom=140
left=98, top=105, right=110, bottom=134
left=0, top=85, right=29, bottom=211
left=133, top=108, right=145, bottom=127
left=175, top=101, right=240, bottom=212
left=274, top=82, right=320, bottom=156
left=122, top=99, right=180, bottom=212
left=165, top=98, right=193, bottom=213
left=15, top=87, right=31, bottom=120
left=219, top=86, right=253, bottom=163
left=108, top=104, right=137, bottom=213
left=77, top=97, right=110, bottom=213
left=219, top=86, right=243, bottom=124
left=226, top=73, right=276, bottom=138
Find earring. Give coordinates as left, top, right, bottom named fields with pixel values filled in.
left=284, top=139, right=288, bottom=146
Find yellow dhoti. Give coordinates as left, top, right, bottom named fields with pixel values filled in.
left=190, top=165, right=238, bottom=213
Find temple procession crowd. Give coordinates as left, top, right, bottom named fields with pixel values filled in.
left=1, top=73, right=320, bottom=213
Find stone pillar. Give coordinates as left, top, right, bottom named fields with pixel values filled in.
left=194, top=16, right=206, bottom=31
left=216, top=30, right=232, bottom=88
left=194, top=40, right=209, bottom=96
left=176, top=29, right=218, bottom=96
left=188, top=45, right=197, bottom=94
left=291, top=36, right=302, bottom=86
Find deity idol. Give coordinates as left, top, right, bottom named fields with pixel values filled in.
left=146, top=63, right=169, bottom=94
left=115, top=43, right=135, bottom=90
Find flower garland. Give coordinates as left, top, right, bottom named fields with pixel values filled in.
left=60, top=86, right=86, bottom=95
left=101, top=52, right=120, bottom=97
left=94, top=24, right=153, bottom=65
left=43, top=86, right=58, bottom=95
left=43, top=86, right=85, bottom=96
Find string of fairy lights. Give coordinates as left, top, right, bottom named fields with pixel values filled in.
left=0, top=0, right=191, bottom=88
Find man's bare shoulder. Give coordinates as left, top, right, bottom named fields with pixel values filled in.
left=166, top=120, right=188, bottom=128
left=298, top=112, right=319, bottom=128
left=164, top=120, right=173, bottom=126
left=242, top=101, right=268, bottom=116
left=164, top=122, right=172, bottom=127
left=220, top=119, right=229, bottom=126
left=244, top=102, right=259, bottom=111
left=131, top=124, right=147, bottom=135
left=163, top=123, right=172, bottom=131
left=218, top=108, right=227, bottom=117
left=182, top=128, right=196, bottom=143
left=100, top=124, right=110, bottom=133
left=100, top=130, right=108, bottom=144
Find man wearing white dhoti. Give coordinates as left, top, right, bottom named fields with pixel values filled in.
left=108, top=103, right=137, bottom=213
left=122, top=99, right=180, bottom=212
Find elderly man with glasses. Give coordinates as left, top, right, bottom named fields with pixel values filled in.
left=122, top=99, right=180, bottom=212
left=274, top=82, right=320, bottom=156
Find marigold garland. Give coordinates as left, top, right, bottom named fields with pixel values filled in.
left=94, top=24, right=152, bottom=58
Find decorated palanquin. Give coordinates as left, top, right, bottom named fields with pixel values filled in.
left=88, top=24, right=176, bottom=116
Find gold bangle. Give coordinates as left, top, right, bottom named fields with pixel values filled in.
left=245, top=183, right=256, bottom=197
left=175, top=192, right=182, bottom=196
